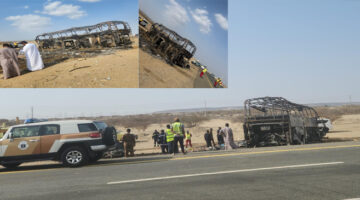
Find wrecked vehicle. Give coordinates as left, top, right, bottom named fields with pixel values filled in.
left=141, top=23, right=196, bottom=69
left=35, top=21, right=132, bottom=50
left=243, top=97, right=328, bottom=147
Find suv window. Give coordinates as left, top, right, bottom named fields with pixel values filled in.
left=40, top=125, right=60, bottom=136
left=11, top=126, right=40, bottom=138
left=93, top=121, right=107, bottom=131
left=78, top=123, right=97, bottom=132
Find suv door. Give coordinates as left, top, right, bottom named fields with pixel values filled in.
left=39, top=124, right=60, bottom=154
left=2, top=126, right=41, bottom=157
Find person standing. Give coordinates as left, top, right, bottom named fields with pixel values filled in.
left=159, top=129, right=168, bottom=154
left=217, top=127, right=225, bottom=146
left=166, top=125, right=175, bottom=154
left=172, top=118, right=186, bottom=154
left=204, top=130, right=212, bottom=149
left=19, top=41, right=44, bottom=71
left=185, top=130, right=192, bottom=148
left=122, top=129, right=136, bottom=157
left=200, top=68, right=207, bottom=78
left=220, top=123, right=237, bottom=150
left=0, top=43, right=21, bottom=79
left=152, top=130, right=160, bottom=147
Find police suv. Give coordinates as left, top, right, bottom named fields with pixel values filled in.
left=0, top=120, right=116, bottom=169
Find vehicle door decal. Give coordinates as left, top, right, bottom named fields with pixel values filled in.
left=18, top=141, right=29, bottom=150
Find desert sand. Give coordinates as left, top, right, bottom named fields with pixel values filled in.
left=326, top=114, right=360, bottom=139
left=0, top=39, right=139, bottom=88
left=139, top=49, right=199, bottom=88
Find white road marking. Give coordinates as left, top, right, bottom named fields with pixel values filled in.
left=107, top=161, right=344, bottom=185
left=343, top=198, right=360, bottom=200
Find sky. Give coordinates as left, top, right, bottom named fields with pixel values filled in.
left=140, top=0, right=229, bottom=84
left=0, top=0, right=138, bottom=41
left=0, top=0, right=359, bottom=119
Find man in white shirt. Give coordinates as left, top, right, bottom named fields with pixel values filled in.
left=20, top=41, right=44, bottom=71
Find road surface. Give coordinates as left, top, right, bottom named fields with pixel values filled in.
left=1, top=141, right=360, bottom=200
left=194, top=71, right=213, bottom=88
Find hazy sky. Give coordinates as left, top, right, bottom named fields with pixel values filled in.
left=140, top=0, right=229, bottom=84
left=0, top=0, right=138, bottom=41
left=0, top=0, right=359, bottom=119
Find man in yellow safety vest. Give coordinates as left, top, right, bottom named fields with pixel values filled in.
left=171, top=118, right=186, bottom=154
left=166, top=124, right=175, bottom=154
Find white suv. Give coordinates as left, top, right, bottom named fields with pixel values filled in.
left=0, top=120, right=116, bottom=169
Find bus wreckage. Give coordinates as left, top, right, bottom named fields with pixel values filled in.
left=243, top=97, right=329, bottom=147
left=35, top=21, right=132, bottom=50
left=141, top=23, right=196, bottom=69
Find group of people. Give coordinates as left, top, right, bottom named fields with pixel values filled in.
left=151, top=118, right=237, bottom=155
left=204, top=123, right=237, bottom=150
left=153, top=126, right=193, bottom=154
left=0, top=41, right=44, bottom=80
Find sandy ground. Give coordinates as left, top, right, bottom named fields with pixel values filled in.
left=0, top=39, right=139, bottom=88
left=326, top=114, right=360, bottom=139
left=139, top=49, right=199, bottom=88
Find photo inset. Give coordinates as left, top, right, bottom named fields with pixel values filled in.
left=139, top=0, right=228, bottom=88
left=0, top=0, right=138, bottom=88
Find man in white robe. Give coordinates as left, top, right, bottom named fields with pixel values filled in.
left=220, top=123, right=238, bottom=150
left=20, top=41, right=44, bottom=71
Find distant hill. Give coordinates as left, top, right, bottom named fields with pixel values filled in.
left=154, top=102, right=360, bottom=114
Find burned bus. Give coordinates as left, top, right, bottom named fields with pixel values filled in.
left=243, top=97, right=328, bottom=147
left=35, top=21, right=132, bottom=50
left=142, top=23, right=196, bottom=69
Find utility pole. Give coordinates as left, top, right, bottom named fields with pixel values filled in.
left=349, top=95, right=352, bottom=105
left=31, top=106, right=34, bottom=119
left=204, top=100, right=207, bottom=117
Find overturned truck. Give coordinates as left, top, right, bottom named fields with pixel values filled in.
left=142, top=23, right=196, bottom=68
left=243, top=97, right=328, bottom=147
left=35, top=21, right=132, bottom=50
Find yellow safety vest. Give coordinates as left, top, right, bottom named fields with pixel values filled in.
left=186, top=132, right=191, bottom=140
left=172, top=122, right=183, bottom=136
left=166, top=129, right=174, bottom=142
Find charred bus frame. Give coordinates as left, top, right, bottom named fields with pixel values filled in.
left=35, top=21, right=132, bottom=50
left=144, top=23, right=196, bottom=68
left=243, top=97, right=327, bottom=147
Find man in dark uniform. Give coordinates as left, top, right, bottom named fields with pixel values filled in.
left=152, top=130, right=160, bottom=147
left=122, top=128, right=136, bottom=157
left=158, top=129, right=168, bottom=154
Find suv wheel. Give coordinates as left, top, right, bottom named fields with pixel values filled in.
left=61, top=146, right=88, bottom=167
left=2, top=162, right=22, bottom=169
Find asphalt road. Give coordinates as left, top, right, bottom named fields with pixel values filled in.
left=194, top=72, right=213, bottom=88
left=1, top=141, right=360, bottom=200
